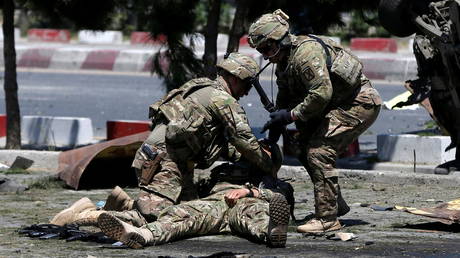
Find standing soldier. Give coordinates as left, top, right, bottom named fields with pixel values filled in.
left=50, top=53, right=276, bottom=227
left=248, top=10, right=382, bottom=233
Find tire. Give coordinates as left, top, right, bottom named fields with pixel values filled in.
left=378, top=0, right=417, bottom=37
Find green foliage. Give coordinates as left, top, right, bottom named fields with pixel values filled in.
left=152, top=43, right=204, bottom=92
left=0, top=168, right=29, bottom=174
left=29, top=176, right=65, bottom=190
left=24, top=0, right=118, bottom=30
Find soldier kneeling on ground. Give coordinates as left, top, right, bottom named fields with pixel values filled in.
left=49, top=52, right=277, bottom=228
left=97, top=141, right=293, bottom=248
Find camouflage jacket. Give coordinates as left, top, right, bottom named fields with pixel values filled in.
left=275, top=34, right=367, bottom=122
left=148, top=77, right=274, bottom=174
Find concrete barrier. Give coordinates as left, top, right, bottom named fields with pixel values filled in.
left=107, top=120, right=150, bottom=140
left=27, top=29, right=71, bottom=43
left=0, top=150, right=59, bottom=172
left=351, top=38, right=398, bottom=53
left=17, top=48, right=55, bottom=68
left=49, top=48, right=89, bottom=70
left=361, top=56, right=417, bottom=81
left=78, top=30, right=123, bottom=44
left=81, top=50, right=120, bottom=70
left=21, top=116, right=93, bottom=148
left=0, top=115, right=5, bottom=137
left=377, top=134, right=455, bottom=164
left=113, top=49, right=153, bottom=72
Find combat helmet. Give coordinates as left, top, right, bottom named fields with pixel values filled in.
left=216, top=52, right=260, bottom=80
left=248, top=9, right=290, bottom=49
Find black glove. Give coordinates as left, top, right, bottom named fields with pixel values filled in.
left=261, top=109, right=293, bottom=133
left=268, top=125, right=284, bottom=143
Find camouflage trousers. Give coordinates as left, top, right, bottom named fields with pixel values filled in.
left=299, top=84, right=381, bottom=219
left=130, top=147, right=197, bottom=223
left=144, top=188, right=270, bottom=245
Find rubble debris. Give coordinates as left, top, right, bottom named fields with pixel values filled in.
left=327, top=232, right=357, bottom=241
left=18, top=223, right=115, bottom=243
left=395, top=198, right=460, bottom=224
left=0, top=162, right=10, bottom=171
left=10, top=156, right=34, bottom=170
left=370, top=205, right=394, bottom=211
left=0, top=177, right=28, bottom=193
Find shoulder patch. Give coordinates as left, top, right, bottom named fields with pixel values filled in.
left=303, top=67, right=316, bottom=81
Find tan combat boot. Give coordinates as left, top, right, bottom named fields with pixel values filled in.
left=296, top=218, right=341, bottom=234
left=98, top=213, right=155, bottom=249
left=50, top=197, right=104, bottom=226
left=103, top=186, right=134, bottom=211
left=267, top=193, right=290, bottom=248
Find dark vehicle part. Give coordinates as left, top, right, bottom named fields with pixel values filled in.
left=378, top=0, right=417, bottom=36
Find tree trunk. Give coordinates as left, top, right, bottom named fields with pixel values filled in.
left=226, top=0, right=250, bottom=54
left=3, top=0, right=21, bottom=149
left=203, top=0, right=221, bottom=78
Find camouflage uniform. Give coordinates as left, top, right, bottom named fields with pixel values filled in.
left=129, top=75, right=274, bottom=222
left=144, top=182, right=278, bottom=245
left=274, top=34, right=382, bottom=219
left=247, top=9, right=381, bottom=221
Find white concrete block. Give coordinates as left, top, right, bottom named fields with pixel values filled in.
left=377, top=134, right=456, bottom=164
left=21, top=116, right=93, bottom=147
left=78, top=30, right=123, bottom=44
left=49, top=48, right=89, bottom=70
left=113, top=49, right=153, bottom=72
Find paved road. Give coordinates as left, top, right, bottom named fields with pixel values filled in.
left=0, top=70, right=432, bottom=149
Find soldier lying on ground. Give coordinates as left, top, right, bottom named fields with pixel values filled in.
left=50, top=52, right=277, bottom=227
left=97, top=175, right=291, bottom=248
left=49, top=143, right=292, bottom=248
left=248, top=9, right=382, bottom=233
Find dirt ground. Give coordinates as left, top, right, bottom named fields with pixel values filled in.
left=1, top=170, right=460, bottom=257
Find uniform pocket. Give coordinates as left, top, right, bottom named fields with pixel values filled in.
left=325, top=108, right=362, bottom=138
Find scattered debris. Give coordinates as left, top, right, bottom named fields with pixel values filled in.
left=395, top=198, right=460, bottom=224
left=10, top=156, right=34, bottom=170
left=18, top=224, right=115, bottom=243
left=327, top=232, right=357, bottom=241
left=370, top=205, right=394, bottom=211
left=0, top=177, right=28, bottom=193
left=0, top=162, right=10, bottom=172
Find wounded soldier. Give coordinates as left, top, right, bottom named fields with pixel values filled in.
left=49, top=142, right=293, bottom=248
left=97, top=180, right=290, bottom=248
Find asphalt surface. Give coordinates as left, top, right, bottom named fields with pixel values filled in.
left=0, top=70, right=432, bottom=151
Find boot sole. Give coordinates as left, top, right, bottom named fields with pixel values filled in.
left=98, top=213, right=144, bottom=249
left=268, top=193, right=290, bottom=248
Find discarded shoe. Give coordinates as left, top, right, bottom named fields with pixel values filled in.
left=297, top=218, right=341, bottom=234
left=50, top=197, right=103, bottom=226
left=98, top=213, right=154, bottom=249
left=103, top=186, right=134, bottom=211
left=267, top=193, right=290, bottom=248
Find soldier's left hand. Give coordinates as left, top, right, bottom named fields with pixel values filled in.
left=261, top=109, right=293, bottom=133
left=225, top=188, right=258, bottom=207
